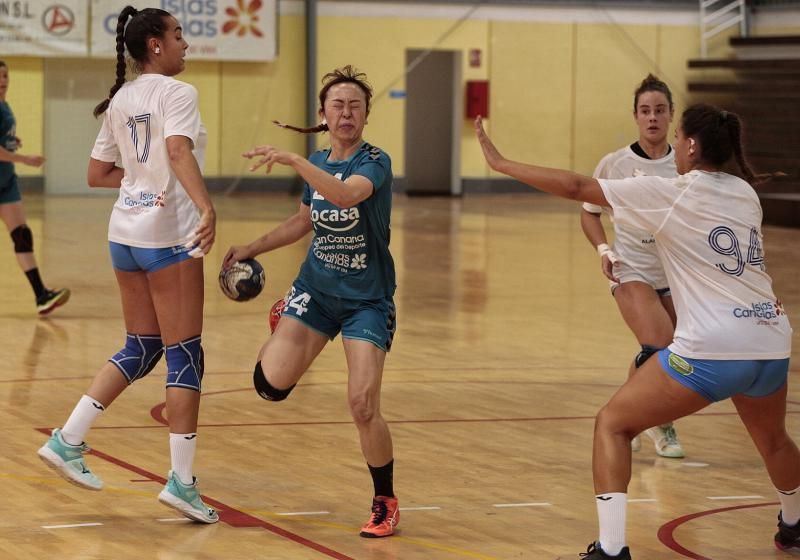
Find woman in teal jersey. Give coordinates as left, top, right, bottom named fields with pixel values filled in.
left=0, top=60, right=69, bottom=315
left=223, top=66, right=399, bottom=539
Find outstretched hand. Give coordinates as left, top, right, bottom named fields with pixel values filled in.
left=474, top=116, right=505, bottom=171
left=242, top=145, right=296, bottom=174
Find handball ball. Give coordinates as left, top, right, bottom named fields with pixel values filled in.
left=219, top=259, right=265, bottom=302
left=269, top=298, right=285, bottom=333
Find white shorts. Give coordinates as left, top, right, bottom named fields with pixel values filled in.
left=609, top=241, right=669, bottom=294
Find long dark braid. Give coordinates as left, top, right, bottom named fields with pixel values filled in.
left=93, top=6, right=137, bottom=117
left=93, top=6, right=170, bottom=118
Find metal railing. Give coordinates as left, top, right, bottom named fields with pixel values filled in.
left=700, top=0, right=749, bottom=57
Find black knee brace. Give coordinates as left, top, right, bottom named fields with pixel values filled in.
left=10, top=225, right=33, bottom=253
left=634, top=344, right=663, bottom=369
left=253, top=361, right=295, bottom=401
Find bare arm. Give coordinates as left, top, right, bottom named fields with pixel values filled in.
left=223, top=202, right=313, bottom=269
left=580, top=208, right=607, bottom=248
left=166, top=135, right=216, bottom=256
left=474, top=116, right=608, bottom=207
left=87, top=158, right=124, bottom=188
left=0, top=145, right=44, bottom=167
left=243, top=146, right=374, bottom=208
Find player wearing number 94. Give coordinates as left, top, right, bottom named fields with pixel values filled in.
left=475, top=104, right=795, bottom=559
left=223, top=66, right=400, bottom=539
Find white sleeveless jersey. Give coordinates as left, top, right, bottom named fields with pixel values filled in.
left=599, top=171, right=792, bottom=360
left=584, top=145, right=677, bottom=288
left=91, top=74, right=206, bottom=248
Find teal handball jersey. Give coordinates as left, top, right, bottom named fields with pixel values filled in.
left=297, top=142, right=396, bottom=300
left=0, top=102, right=18, bottom=185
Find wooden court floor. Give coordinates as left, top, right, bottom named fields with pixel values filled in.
left=1, top=192, right=799, bottom=560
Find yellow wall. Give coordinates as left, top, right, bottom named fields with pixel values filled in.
left=5, top=57, right=44, bottom=177
left=10, top=8, right=793, bottom=181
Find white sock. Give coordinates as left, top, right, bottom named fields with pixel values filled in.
left=596, top=492, right=627, bottom=556
left=61, top=395, right=105, bottom=446
left=170, top=433, right=197, bottom=486
left=777, top=484, right=800, bottom=526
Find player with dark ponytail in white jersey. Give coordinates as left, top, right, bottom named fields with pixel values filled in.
left=37, top=5, right=218, bottom=524
left=581, top=74, right=684, bottom=458
left=476, top=104, right=796, bottom=559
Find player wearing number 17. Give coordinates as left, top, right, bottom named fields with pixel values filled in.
left=475, top=104, right=795, bottom=559
left=223, top=66, right=399, bottom=538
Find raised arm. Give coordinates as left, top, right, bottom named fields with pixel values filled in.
left=474, top=116, right=609, bottom=207
left=243, top=146, right=374, bottom=208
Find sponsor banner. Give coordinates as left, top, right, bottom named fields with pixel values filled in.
left=0, top=1, right=89, bottom=57
left=91, top=0, right=277, bottom=61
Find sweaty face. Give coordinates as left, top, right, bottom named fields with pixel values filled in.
left=634, top=91, right=673, bottom=146
left=321, top=83, right=368, bottom=143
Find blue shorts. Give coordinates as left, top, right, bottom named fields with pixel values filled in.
left=658, top=349, right=789, bottom=402
left=109, top=241, right=193, bottom=273
left=0, top=175, right=21, bottom=205
left=281, top=280, right=396, bottom=352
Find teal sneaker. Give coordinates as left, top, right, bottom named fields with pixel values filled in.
left=158, top=470, right=219, bottom=523
left=37, top=428, right=103, bottom=491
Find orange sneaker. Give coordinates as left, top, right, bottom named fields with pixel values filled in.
left=359, top=496, right=399, bottom=538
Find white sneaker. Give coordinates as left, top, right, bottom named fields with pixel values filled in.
left=645, top=423, right=685, bottom=458
left=37, top=428, right=103, bottom=490
left=631, top=434, right=641, bottom=452
left=158, top=470, right=219, bottom=523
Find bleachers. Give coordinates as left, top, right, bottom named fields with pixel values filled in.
left=687, top=36, right=800, bottom=228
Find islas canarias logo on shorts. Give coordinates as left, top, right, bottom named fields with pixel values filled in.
left=668, top=353, right=694, bottom=376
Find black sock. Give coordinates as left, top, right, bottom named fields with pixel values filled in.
left=368, top=459, right=394, bottom=498
left=25, top=268, right=47, bottom=298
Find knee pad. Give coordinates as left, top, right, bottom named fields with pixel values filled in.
left=253, top=361, right=295, bottom=402
left=10, top=225, right=33, bottom=253
left=634, top=344, right=663, bottom=369
left=110, top=333, right=164, bottom=384
left=165, top=336, right=204, bottom=391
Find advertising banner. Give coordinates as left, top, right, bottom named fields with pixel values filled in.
left=0, top=1, right=89, bottom=57
left=91, top=0, right=277, bottom=61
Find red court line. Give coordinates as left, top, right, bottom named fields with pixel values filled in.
left=34, top=428, right=356, bottom=560
left=657, top=501, right=778, bottom=559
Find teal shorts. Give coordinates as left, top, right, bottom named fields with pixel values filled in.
left=658, top=349, right=789, bottom=402
left=0, top=175, right=21, bottom=205
left=281, top=279, right=396, bottom=352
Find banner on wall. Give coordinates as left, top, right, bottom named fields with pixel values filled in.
left=91, top=0, right=277, bottom=61
left=0, top=1, right=89, bottom=57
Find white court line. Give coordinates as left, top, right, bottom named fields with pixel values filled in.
left=42, top=523, right=103, bottom=529
left=157, top=518, right=190, bottom=522
left=399, top=506, right=441, bottom=511
left=707, top=495, right=764, bottom=500
left=628, top=498, right=658, bottom=503
left=276, top=511, right=330, bottom=516
left=493, top=502, right=551, bottom=508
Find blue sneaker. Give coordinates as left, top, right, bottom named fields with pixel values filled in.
left=37, top=428, right=103, bottom=491
left=158, top=470, right=219, bottom=523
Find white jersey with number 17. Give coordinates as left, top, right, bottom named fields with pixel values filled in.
left=91, top=74, right=207, bottom=248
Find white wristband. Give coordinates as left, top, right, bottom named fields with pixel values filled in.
left=596, top=243, right=611, bottom=256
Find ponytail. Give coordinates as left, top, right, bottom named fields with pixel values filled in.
left=94, top=5, right=138, bottom=118
left=272, top=120, right=329, bottom=134
left=681, top=104, right=780, bottom=187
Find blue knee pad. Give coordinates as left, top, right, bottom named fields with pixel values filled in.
left=110, top=333, right=164, bottom=384
left=165, top=336, right=204, bottom=391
